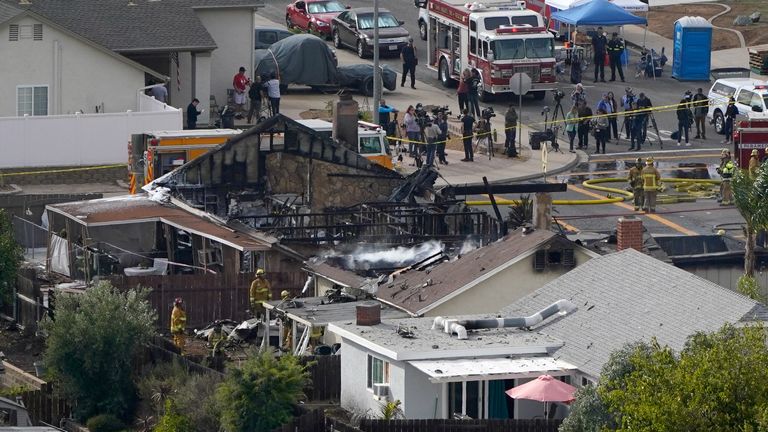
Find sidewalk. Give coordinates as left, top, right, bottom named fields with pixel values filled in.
left=242, top=16, right=579, bottom=186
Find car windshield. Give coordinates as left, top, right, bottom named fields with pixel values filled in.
left=357, top=13, right=400, bottom=29
left=526, top=38, right=554, bottom=59
left=307, top=1, right=346, bottom=13
left=491, top=39, right=524, bottom=60
left=359, top=136, right=382, bottom=154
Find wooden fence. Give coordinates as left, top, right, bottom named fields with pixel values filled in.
left=18, top=385, right=72, bottom=427
left=358, top=419, right=563, bottom=432
left=108, top=271, right=305, bottom=330
left=301, top=355, right=341, bottom=402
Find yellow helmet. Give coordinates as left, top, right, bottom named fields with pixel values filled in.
left=646, top=157, right=654, bottom=165
left=281, top=290, right=290, bottom=299
left=716, top=229, right=726, bottom=236
left=752, top=149, right=759, bottom=156
left=764, top=146, right=768, bottom=153
left=721, top=148, right=729, bottom=155
left=256, top=269, right=265, bottom=275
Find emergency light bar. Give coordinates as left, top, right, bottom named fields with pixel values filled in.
left=496, top=25, right=545, bottom=34
left=358, top=120, right=382, bottom=130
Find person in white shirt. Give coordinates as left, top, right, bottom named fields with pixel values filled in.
left=265, top=73, right=281, bottom=115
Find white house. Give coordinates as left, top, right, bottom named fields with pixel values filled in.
left=328, top=249, right=768, bottom=420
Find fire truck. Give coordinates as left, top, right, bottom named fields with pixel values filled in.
left=732, top=119, right=768, bottom=167
left=421, top=0, right=556, bottom=100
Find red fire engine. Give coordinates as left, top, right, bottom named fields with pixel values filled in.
left=733, top=119, right=768, bottom=167
left=424, top=0, right=556, bottom=100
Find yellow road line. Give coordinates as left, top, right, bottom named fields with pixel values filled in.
left=590, top=153, right=721, bottom=163
left=554, top=219, right=580, bottom=232
left=567, top=184, right=697, bottom=236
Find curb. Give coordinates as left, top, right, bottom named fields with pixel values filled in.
left=440, top=151, right=582, bottom=188
left=0, top=184, right=22, bottom=195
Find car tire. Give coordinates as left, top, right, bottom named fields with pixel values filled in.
left=419, top=20, right=427, bottom=41
left=439, top=58, right=455, bottom=88
left=362, top=77, right=374, bottom=96
left=333, top=29, right=342, bottom=48
left=357, top=40, right=367, bottom=58
left=714, top=110, right=724, bottom=134
left=286, top=15, right=293, bottom=30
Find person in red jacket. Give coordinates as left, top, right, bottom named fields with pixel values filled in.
left=232, top=66, right=251, bottom=119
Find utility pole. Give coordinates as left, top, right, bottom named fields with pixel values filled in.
left=372, top=0, right=381, bottom=125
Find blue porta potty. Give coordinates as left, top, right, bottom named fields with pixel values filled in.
left=672, top=16, right=713, bottom=81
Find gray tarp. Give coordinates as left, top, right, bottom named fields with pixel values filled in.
left=337, top=64, right=397, bottom=92
left=254, top=34, right=339, bottom=85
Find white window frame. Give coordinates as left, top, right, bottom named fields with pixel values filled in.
left=366, top=354, right=390, bottom=390
left=16, top=85, right=49, bottom=116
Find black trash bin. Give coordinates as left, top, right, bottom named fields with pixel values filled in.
left=219, top=106, right=235, bottom=129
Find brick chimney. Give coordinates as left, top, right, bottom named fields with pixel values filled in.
left=617, top=216, right=643, bottom=251
left=356, top=302, right=381, bottom=326
left=332, top=92, right=359, bottom=150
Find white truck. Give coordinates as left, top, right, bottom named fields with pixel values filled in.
left=416, top=0, right=556, bottom=100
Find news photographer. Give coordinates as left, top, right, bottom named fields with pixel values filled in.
left=504, top=103, right=518, bottom=158
left=475, top=107, right=495, bottom=158
left=460, top=108, right=475, bottom=162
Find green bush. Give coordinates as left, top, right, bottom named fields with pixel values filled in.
left=153, top=399, right=191, bottom=432
left=86, top=414, right=126, bottom=432
left=41, top=281, right=156, bottom=420
left=738, top=275, right=765, bottom=303
left=0, top=209, right=22, bottom=306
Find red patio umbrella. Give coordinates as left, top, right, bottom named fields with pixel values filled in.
left=505, top=374, right=576, bottom=418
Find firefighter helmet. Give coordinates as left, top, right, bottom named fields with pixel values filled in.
left=752, top=149, right=759, bottom=156
left=281, top=290, right=290, bottom=299
left=636, top=157, right=643, bottom=164
left=721, top=148, right=729, bottom=155
left=646, top=157, right=654, bottom=165
left=256, top=269, right=265, bottom=276
left=174, top=297, right=183, bottom=305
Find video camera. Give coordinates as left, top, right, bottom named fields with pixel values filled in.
left=430, top=105, right=452, bottom=116
left=481, top=107, right=496, bottom=120
left=552, top=89, right=565, bottom=102
left=414, top=103, right=432, bottom=128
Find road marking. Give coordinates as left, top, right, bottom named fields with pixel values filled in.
left=554, top=219, right=580, bottom=232
left=592, top=149, right=722, bottom=158
left=567, top=184, right=697, bottom=236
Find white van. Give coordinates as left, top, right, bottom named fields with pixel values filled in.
left=707, top=78, right=768, bottom=134
left=296, top=119, right=393, bottom=169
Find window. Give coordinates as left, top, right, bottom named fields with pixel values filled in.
left=737, top=90, right=755, bottom=107
left=366, top=355, right=390, bottom=389
left=307, top=1, right=346, bottom=13
left=525, top=38, right=554, bottom=59
left=449, top=381, right=484, bottom=419
left=711, top=83, right=735, bottom=98
left=491, top=39, right=524, bottom=60
left=356, top=13, right=400, bottom=30
left=9, top=23, right=42, bottom=41
left=470, top=36, right=477, bottom=54
left=17, top=86, right=48, bottom=116
left=359, top=136, right=382, bottom=154
left=484, top=16, right=540, bottom=29
left=510, top=16, right=539, bottom=27
left=484, top=17, right=509, bottom=30
left=469, top=20, right=476, bottom=32
left=481, top=41, right=489, bottom=58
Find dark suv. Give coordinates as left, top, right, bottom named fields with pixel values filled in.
left=331, top=7, right=410, bottom=58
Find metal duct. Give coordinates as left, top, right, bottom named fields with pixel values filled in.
left=431, top=300, right=576, bottom=339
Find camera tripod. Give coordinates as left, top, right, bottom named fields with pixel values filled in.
left=618, top=111, right=663, bottom=150
left=551, top=96, right=567, bottom=135
left=473, top=126, right=495, bottom=160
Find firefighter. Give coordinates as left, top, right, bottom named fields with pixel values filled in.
left=717, top=149, right=732, bottom=202
left=249, top=269, right=271, bottom=320
left=627, top=157, right=645, bottom=211
left=279, top=290, right=292, bottom=351
left=641, top=157, right=661, bottom=213
left=762, top=146, right=768, bottom=164
left=720, top=158, right=736, bottom=205
left=170, top=297, right=187, bottom=353
left=749, top=149, right=760, bottom=179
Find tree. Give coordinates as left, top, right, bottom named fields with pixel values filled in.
left=732, top=164, right=768, bottom=278
left=41, top=281, right=156, bottom=420
left=215, top=350, right=310, bottom=432
left=598, top=324, right=768, bottom=431
left=0, top=209, right=22, bottom=306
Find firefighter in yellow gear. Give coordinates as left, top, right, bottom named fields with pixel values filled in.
left=627, top=157, right=645, bottom=211
left=641, top=157, right=661, bottom=213
left=719, top=159, right=736, bottom=205
left=749, top=149, right=760, bottom=179
left=718, top=149, right=732, bottom=201
left=170, top=297, right=187, bottom=353
left=249, top=269, right=271, bottom=319
left=279, top=290, right=293, bottom=352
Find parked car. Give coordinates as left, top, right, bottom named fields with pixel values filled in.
left=332, top=7, right=410, bottom=58
left=254, top=27, right=293, bottom=49
left=707, top=78, right=768, bottom=134
left=285, top=0, right=348, bottom=39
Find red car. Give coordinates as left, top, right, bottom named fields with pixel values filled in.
left=285, top=0, right=348, bottom=39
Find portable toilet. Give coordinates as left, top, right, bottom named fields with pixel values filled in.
left=672, top=16, right=712, bottom=81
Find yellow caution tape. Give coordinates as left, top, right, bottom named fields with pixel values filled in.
left=0, top=164, right=125, bottom=177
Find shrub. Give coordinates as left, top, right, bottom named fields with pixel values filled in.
left=41, top=281, right=156, bottom=420
left=0, top=209, right=22, bottom=306
left=153, top=399, right=191, bottom=432
left=86, top=414, right=126, bottom=432
left=738, top=275, right=765, bottom=303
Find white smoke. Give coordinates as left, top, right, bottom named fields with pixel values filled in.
left=327, top=240, right=445, bottom=270
left=301, top=275, right=314, bottom=295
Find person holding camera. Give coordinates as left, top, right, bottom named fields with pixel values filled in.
left=692, top=88, right=708, bottom=140
left=577, top=100, right=592, bottom=149
left=436, top=112, right=449, bottom=165
left=474, top=116, right=492, bottom=156
left=621, top=88, right=635, bottom=139
left=423, top=116, right=441, bottom=166
left=504, top=104, right=518, bottom=158
left=591, top=108, right=609, bottom=154
left=404, top=105, right=421, bottom=156
left=565, top=105, right=579, bottom=153
left=676, top=92, right=693, bottom=146
left=460, top=109, right=475, bottom=162
left=571, top=83, right=586, bottom=106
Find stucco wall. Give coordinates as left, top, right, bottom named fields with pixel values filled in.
left=403, top=362, right=444, bottom=419
left=195, top=9, right=254, bottom=116
left=340, top=339, right=407, bottom=418
left=0, top=16, right=146, bottom=116
left=429, top=247, right=596, bottom=316
left=266, top=153, right=401, bottom=211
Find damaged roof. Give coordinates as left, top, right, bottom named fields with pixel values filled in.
left=46, top=195, right=273, bottom=252
left=264, top=297, right=408, bottom=327
left=375, top=229, right=558, bottom=316
left=500, top=248, right=768, bottom=378
left=304, top=259, right=367, bottom=289
left=1, top=0, right=262, bottom=53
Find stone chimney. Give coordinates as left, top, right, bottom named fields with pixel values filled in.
left=332, top=92, right=359, bottom=151
left=533, top=192, right=552, bottom=231
left=617, top=216, right=643, bottom=251
left=356, top=302, right=381, bottom=326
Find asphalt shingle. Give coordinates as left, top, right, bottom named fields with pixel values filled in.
left=0, top=2, right=21, bottom=23
left=500, top=248, right=767, bottom=378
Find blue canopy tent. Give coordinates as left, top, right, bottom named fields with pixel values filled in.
left=551, top=0, right=647, bottom=26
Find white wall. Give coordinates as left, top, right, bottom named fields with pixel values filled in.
left=403, top=362, right=444, bottom=419
left=429, top=247, right=596, bottom=316
left=0, top=16, right=147, bottom=116
left=195, top=9, right=255, bottom=114
left=0, top=100, right=182, bottom=168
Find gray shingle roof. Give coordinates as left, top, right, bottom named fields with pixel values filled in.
left=500, top=248, right=768, bottom=378
left=2, top=0, right=261, bottom=52
left=0, top=2, right=21, bottom=23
